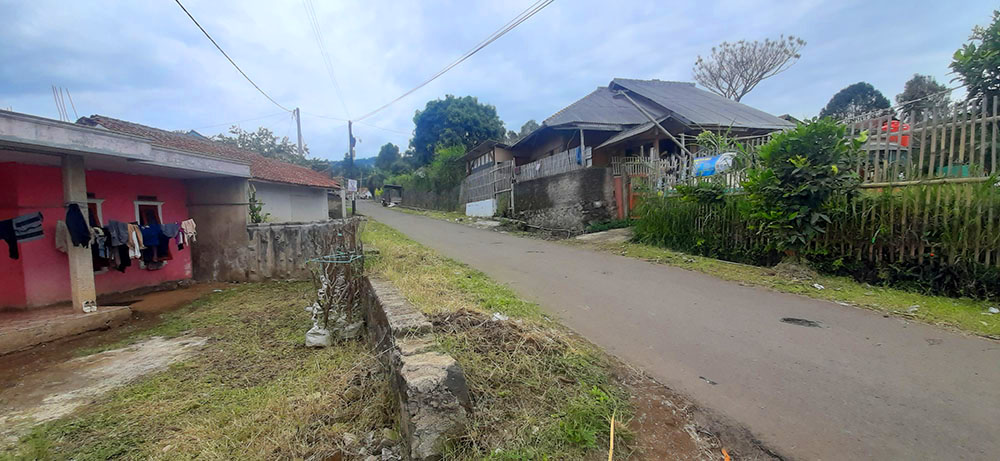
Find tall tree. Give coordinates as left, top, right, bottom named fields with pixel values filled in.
left=896, top=74, right=950, bottom=116
left=819, top=82, right=891, bottom=120
left=214, top=126, right=310, bottom=166
left=410, top=95, right=505, bottom=166
left=950, top=10, right=999, bottom=105
left=693, top=35, right=806, bottom=102
left=374, top=142, right=401, bottom=170
left=506, top=119, right=540, bottom=143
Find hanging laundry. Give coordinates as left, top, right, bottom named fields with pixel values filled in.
left=107, top=220, right=129, bottom=247
left=65, top=204, right=90, bottom=248
left=126, top=223, right=145, bottom=259
left=180, top=218, right=196, bottom=243
left=12, top=212, right=43, bottom=242
left=2, top=212, right=48, bottom=259
left=0, top=219, right=16, bottom=259
left=55, top=221, right=70, bottom=253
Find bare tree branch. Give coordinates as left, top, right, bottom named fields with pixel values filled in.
left=693, top=35, right=806, bottom=102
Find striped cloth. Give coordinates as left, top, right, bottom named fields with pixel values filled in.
left=12, top=212, right=43, bottom=242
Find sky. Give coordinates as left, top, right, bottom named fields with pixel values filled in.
left=1, top=0, right=996, bottom=161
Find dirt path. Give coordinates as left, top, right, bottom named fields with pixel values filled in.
left=0, top=335, right=208, bottom=443
left=361, top=202, right=1000, bottom=460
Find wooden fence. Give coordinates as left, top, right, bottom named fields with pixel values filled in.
left=514, top=147, right=588, bottom=183
left=459, top=160, right=514, bottom=204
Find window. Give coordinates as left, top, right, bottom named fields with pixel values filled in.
left=134, top=199, right=163, bottom=226
left=86, top=199, right=104, bottom=226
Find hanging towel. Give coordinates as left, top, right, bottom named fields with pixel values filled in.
left=0, top=219, right=17, bottom=259
left=12, top=212, right=43, bottom=242
left=180, top=219, right=197, bottom=243
left=65, top=204, right=90, bottom=247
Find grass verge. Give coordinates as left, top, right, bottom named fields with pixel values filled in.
left=2, top=282, right=394, bottom=460
left=570, top=237, right=1000, bottom=338
left=365, top=220, right=632, bottom=459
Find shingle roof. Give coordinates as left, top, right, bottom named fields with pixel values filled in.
left=543, top=86, right=662, bottom=127
left=78, top=115, right=340, bottom=189
left=609, top=79, right=794, bottom=130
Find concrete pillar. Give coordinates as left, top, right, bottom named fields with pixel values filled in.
left=62, top=155, right=97, bottom=312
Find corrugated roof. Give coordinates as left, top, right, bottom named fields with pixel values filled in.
left=609, top=79, right=794, bottom=130
left=543, top=86, right=662, bottom=127
left=78, top=115, right=340, bottom=189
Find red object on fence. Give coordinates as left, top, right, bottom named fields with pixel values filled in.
left=881, top=120, right=911, bottom=147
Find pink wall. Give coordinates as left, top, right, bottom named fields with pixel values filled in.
left=0, top=163, right=193, bottom=309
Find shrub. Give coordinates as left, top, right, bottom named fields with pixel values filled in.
left=742, top=118, right=865, bottom=253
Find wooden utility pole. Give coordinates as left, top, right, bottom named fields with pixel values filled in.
left=294, top=108, right=304, bottom=156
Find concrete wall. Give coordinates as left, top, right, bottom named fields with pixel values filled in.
left=0, top=162, right=193, bottom=309
left=513, top=167, right=616, bottom=232
left=186, top=177, right=250, bottom=282
left=252, top=181, right=329, bottom=223
left=200, top=218, right=362, bottom=282
left=465, top=198, right=495, bottom=217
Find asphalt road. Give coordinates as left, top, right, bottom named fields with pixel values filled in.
left=360, top=202, right=1000, bottom=460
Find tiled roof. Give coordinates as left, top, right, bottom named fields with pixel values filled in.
left=77, top=115, right=340, bottom=189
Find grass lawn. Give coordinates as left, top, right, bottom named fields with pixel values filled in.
left=3, top=282, right=394, bottom=461
left=570, top=238, right=1000, bottom=338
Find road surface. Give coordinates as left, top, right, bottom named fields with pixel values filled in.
left=360, top=202, right=1000, bottom=460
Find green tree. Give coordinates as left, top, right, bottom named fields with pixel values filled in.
left=950, top=10, right=999, bottom=105
left=742, top=118, right=865, bottom=254
left=819, top=82, right=891, bottom=120
left=374, top=142, right=401, bottom=170
left=214, top=126, right=310, bottom=166
left=410, top=95, right=505, bottom=166
left=896, top=74, right=950, bottom=117
left=506, top=119, right=540, bottom=143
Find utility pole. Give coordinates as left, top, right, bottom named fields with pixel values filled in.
left=294, top=108, right=304, bottom=156
left=342, top=120, right=352, bottom=218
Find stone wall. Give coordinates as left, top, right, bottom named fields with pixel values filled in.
left=513, top=167, right=616, bottom=232
left=401, top=185, right=461, bottom=212
left=187, top=177, right=251, bottom=281
left=362, top=277, right=471, bottom=461
left=194, top=217, right=363, bottom=282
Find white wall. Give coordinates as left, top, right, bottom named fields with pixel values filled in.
left=465, top=198, right=496, bottom=217
left=252, top=181, right=329, bottom=223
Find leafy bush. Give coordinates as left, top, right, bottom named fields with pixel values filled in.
left=743, top=118, right=865, bottom=252
left=584, top=218, right=631, bottom=233
left=674, top=181, right=727, bottom=204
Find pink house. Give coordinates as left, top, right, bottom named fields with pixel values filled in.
left=0, top=110, right=338, bottom=314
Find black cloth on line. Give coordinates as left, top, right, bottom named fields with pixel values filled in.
left=65, top=203, right=90, bottom=248
left=0, top=219, right=17, bottom=259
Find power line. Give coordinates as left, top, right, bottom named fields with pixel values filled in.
left=302, top=0, right=351, bottom=118
left=173, top=0, right=292, bottom=112
left=301, top=111, right=409, bottom=136
left=355, top=0, right=555, bottom=121
left=191, top=111, right=289, bottom=130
